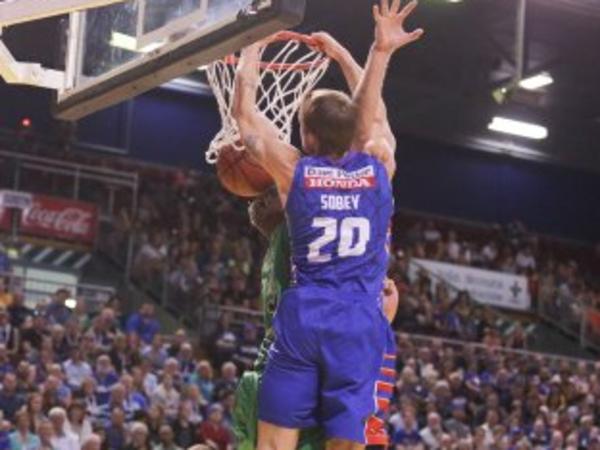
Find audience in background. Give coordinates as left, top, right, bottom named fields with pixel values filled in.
left=0, top=143, right=599, bottom=449
left=0, top=296, right=244, bottom=450
left=0, top=273, right=597, bottom=449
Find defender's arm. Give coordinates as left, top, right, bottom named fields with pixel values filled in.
left=382, top=277, right=399, bottom=323
left=353, top=0, right=423, bottom=179
left=231, top=42, right=300, bottom=204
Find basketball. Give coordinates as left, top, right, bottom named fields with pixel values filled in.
left=216, top=144, right=275, bottom=197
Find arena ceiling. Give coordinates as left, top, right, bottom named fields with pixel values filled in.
left=2, top=0, right=599, bottom=172
left=298, top=0, right=600, bottom=173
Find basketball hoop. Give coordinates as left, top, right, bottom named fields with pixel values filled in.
left=205, top=31, right=330, bottom=164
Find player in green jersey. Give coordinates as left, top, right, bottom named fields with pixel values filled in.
left=233, top=187, right=326, bottom=450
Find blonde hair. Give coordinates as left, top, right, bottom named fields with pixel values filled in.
left=301, top=89, right=357, bottom=157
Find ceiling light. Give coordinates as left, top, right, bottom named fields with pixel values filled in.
left=488, top=117, right=548, bottom=140
left=110, top=32, right=164, bottom=53
left=519, top=72, right=553, bottom=91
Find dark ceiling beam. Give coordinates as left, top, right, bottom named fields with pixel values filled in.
left=475, top=23, right=516, bottom=68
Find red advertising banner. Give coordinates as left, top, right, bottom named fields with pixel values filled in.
left=0, top=193, right=98, bottom=246
left=20, top=195, right=98, bottom=245
left=587, top=308, right=600, bottom=331
left=0, top=207, right=10, bottom=231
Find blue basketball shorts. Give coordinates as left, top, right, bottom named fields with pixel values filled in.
left=258, top=287, right=393, bottom=444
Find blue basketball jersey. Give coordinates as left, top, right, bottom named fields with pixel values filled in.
left=285, top=151, right=393, bottom=295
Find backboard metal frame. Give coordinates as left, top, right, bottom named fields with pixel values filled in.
left=0, top=39, right=65, bottom=90
left=0, top=0, right=128, bottom=27
left=135, top=0, right=209, bottom=50
left=0, top=0, right=128, bottom=90
left=54, top=0, right=307, bottom=121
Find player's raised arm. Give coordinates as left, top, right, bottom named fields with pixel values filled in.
left=231, top=41, right=300, bottom=203
left=353, top=0, right=423, bottom=178
left=312, top=32, right=397, bottom=156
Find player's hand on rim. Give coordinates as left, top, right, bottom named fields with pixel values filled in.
left=373, top=0, right=424, bottom=53
left=310, top=32, right=346, bottom=61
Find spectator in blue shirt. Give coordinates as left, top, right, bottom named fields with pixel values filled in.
left=0, top=245, right=11, bottom=275
left=120, top=373, right=148, bottom=416
left=105, top=407, right=127, bottom=450
left=97, top=383, right=137, bottom=426
left=0, top=373, right=24, bottom=422
left=94, top=354, right=119, bottom=406
left=126, top=303, right=160, bottom=345
left=393, top=406, right=423, bottom=448
left=0, top=344, right=14, bottom=379
left=45, top=289, right=72, bottom=325
left=177, top=343, right=196, bottom=383
left=142, top=335, right=168, bottom=371
left=0, top=419, right=10, bottom=450
left=190, top=360, right=215, bottom=403
left=8, top=409, right=40, bottom=450
left=579, top=415, right=595, bottom=448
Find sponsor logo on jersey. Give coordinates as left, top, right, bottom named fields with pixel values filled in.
left=304, top=166, right=376, bottom=189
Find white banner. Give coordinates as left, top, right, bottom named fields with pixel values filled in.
left=0, top=190, right=33, bottom=210
left=409, top=258, right=531, bottom=311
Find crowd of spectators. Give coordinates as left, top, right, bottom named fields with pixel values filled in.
left=389, top=259, right=529, bottom=347
left=0, top=287, right=253, bottom=450
left=387, top=334, right=600, bottom=449
left=124, top=171, right=261, bottom=326
left=393, top=219, right=600, bottom=346
left=90, top=161, right=600, bottom=349
left=3, top=137, right=599, bottom=344
left=2, top=278, right=599, bottom=450
left=398, top=220, right=598, bottom=300
left=124, top=173, right=537, bottom=347
left=2, top=137, right=600, bottom=449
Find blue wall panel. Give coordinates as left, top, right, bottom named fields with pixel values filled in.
left=77, top=102, right=130, bottom=152
left=394, top=137, right=600, bottom=242
left=129, top=90, right=221, bottom=171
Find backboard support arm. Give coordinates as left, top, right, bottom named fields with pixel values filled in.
left=0, top=39, right=64, bottom=90
left=0, top=0, right=129, bottom=90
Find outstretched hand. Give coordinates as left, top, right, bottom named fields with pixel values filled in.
left=373, top=0, right=424, bottom=53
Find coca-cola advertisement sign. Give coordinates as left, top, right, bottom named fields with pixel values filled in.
left=20, top=195, right=98, bottom=245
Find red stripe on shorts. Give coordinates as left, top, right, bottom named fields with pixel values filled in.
left=376, top=381, right=394, bottom=393
left=380, top=367, right=396, bottom=377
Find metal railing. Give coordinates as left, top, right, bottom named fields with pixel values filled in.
left=0, top=149, right=138, bottom=220
left=406, top=332, right=597, bottom=366
left=0, top=147, right=139, bottom=278
left=538, top=275, right=600, bottom=353
left=2, top=270, right=115, bottom=313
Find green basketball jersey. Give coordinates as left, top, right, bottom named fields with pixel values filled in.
left=233, top=224, right=325, bottom=450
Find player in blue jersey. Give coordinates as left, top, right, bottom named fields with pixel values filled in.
left=231, top=1, right=423, bottom=448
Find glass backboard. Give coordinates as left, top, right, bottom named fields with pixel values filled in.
left=54, top=0, right=306, bottom=120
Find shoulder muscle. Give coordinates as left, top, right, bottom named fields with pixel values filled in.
left=364, top=138, right=396, bottom=179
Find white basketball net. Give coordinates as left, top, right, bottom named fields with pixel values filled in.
left=205, top=32, right=330, bottom=164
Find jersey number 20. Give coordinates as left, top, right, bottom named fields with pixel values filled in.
left=308, top=217, right=370, bottom=263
